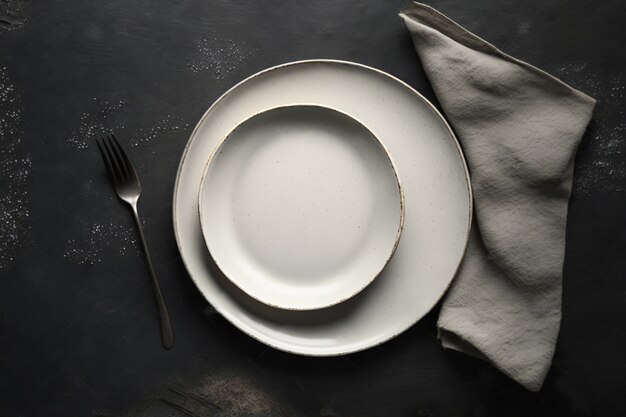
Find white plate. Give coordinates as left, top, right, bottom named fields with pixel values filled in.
left=174, top=60, right=472, bottom=355
left=199, top=105, right=404, bottom=311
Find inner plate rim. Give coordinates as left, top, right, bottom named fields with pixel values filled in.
left=197, top=103, right=405, bottom=311
left=173, top=59, right=473, bottom=356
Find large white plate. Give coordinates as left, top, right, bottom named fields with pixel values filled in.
left=198, top=105, right=404, bottom=311
left=173, top=60, right=472, bottom=355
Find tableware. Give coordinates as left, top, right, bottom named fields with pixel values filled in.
left=96, top=134, right=173, bottom=349
left=173, top=60, right=472, bottom=356
left=198, top=104, right=404, bottom=311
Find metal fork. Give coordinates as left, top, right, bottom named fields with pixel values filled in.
left=96, top=134, right=173, bottom=349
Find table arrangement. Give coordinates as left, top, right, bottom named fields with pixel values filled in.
left=93, top=2, right=596, bottom=394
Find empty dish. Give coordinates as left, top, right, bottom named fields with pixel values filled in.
left=198, top=104, right=404, bottom=310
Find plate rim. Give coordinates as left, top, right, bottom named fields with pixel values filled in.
left=172, top=59, right=473, bottom=356
left=197, top=103, right=406, bottom=311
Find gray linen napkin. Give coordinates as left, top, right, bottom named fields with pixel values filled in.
left=400, top=2, right=595, bottom=391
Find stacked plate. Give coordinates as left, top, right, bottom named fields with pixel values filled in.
left=173, top=60, right=472, bottom=355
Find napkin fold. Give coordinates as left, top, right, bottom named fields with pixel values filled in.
left=400, top=3, right=595, bottom=391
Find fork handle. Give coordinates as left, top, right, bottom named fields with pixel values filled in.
left=131, top=203, right=173, bottom=349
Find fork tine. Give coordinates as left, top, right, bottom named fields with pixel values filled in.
left=103, top=135, right=125, bottom=184
left=110, top=133, right=136, bottom=179
left=107, top=135, right=126, bottom=179
left=96, top=137, right=119, bottom=186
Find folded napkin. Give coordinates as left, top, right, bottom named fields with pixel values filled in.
left=400, top=3, right=595, bottom=391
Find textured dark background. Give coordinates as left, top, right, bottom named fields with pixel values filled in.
left=1, top=1, right=625, bottom=416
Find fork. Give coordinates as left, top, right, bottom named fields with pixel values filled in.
left=96, top=134, right=173, bottom=349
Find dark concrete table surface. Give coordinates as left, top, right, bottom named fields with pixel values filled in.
left=1, top=1, right=625, bottom=416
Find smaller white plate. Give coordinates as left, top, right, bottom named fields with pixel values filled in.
left=198, top=104, right=404, bottom=311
